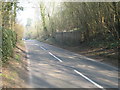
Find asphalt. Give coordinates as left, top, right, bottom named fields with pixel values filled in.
left=24, top=40, right=119, bottom=88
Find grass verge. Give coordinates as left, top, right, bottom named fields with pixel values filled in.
left=2, top=41, right=29, bottom=88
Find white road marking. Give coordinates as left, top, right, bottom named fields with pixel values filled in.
left=24, top=42, right=31, bottom=71
left=26, top=50, right=28, bottom=53
left=74, top=70, right=105, bottom=89
left=27, top=54, right=30, bottom=58
left=84, top=57, right=96, bottom=61
left=35, top=44, right=39, bottom=46
left=49, top=52, right=63, bottom=62
left=26, top=55, right=30, bottom=71
left=27, top=66, right=30, bottom=71
left=40, top=46, right=46, bottom=50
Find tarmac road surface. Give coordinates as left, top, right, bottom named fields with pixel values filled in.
left=24, top=40, right=119, bottom=89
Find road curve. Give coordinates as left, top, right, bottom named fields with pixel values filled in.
left=24, top=40, right=119, bottom=88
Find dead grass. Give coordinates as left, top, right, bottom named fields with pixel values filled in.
left=2, top=41, right=29, bottom=88
left=63, top=46, right=118, bottom=67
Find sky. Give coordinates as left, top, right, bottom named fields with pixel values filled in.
left=17, top=0, right=36, bottom=26
left=17, top=0, right=61, bottom=26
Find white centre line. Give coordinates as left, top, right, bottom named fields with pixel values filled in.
left=40, top=46, right=46, bottom=50
left=35, top=44, right=39, bottom=46
left=74, top=70, right=105, bottom=89
left=49, top=52, right=63, bottom=62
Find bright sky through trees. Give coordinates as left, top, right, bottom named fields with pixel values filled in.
left=17, top=0, right=35, bottom=26
left=17, top=0, right=61, bottom=26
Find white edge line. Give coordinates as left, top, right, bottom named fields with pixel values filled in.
left=24, top=41, right=30, bottom=71
left=35, top=44, right=39, bottom=46
left=74, top=70, right=105, bottom=89
left=49, top=52, right=63, bottom=62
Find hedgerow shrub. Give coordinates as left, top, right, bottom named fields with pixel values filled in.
left=1, top=27, right=17, bottom=63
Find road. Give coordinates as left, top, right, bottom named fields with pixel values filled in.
left=24, top=40, right=118, bottom=88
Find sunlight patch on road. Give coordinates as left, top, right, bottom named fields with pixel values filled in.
left=38, top=63, right=49, bottom=66
left=97, top=77, right=118, bottom=86
left=28, top=44, right=39, bottom=46
left=77, top=64, right=95, bottom=69
left=68, top=56, right=76, bottom=59
left=34, top=50, right=40, bottom=52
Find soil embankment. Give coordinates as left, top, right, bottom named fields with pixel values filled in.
left=2, top=41, right=29, bottom=88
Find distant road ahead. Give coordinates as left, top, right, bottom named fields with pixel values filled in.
left=25, top=40, right=118, bottom=88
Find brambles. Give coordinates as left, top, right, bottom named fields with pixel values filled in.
left=2, top=28, right=17, bottom=63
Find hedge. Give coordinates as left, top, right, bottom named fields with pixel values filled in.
left=1, top=27, right=17, bottom=63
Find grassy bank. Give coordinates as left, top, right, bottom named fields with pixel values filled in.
left=2, top=41, right=28, bottom=88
